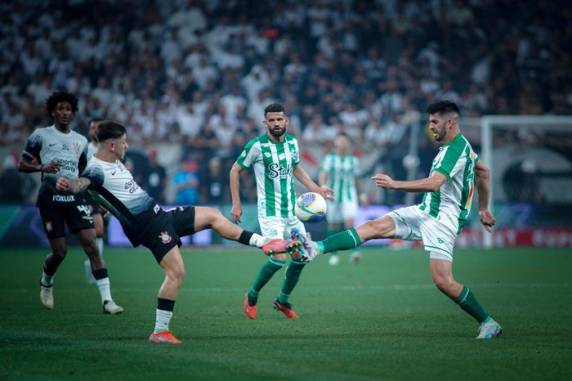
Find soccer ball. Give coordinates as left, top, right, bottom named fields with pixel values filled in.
left=295, top=192, right=327, bottom=222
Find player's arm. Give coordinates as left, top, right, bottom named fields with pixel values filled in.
left=56, top=164, right=104, bottom=194
left=18, top=157, right=60, bottom=174
left=474, top=160, right=496, bottom=231
left=18, top=131, right=60, bottom=173
left=229, top=163, right=244, bottom=223
left=372, top=171, right=447, bottom=193
left=318, top=170, right=328, bottom=188
left=56, top=177, right=92, bottom=193
left=293, top=165, right=334, bottom=200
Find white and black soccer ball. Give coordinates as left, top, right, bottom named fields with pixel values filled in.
left=295, top=192, right=327, bottom=222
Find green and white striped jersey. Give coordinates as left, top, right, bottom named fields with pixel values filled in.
left=419, top=133, right=478, bottom=233
left=321, top=152, right=359, bottom=204
left=236, top=133, right=300, bottom=218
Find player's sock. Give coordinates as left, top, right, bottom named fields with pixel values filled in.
left=319, top=228, right=362, bottom=254
left=238, top=230, right=265, bottom=248
left=92, top=268, right=113, bottom=303
left=248, top=258, right=285, bottom=303
left=278, top=260, right=306, bottom=304
left=154, top=298, right=175, bottom=333
left=455, top=286, right=490, bottom=323
left=95, top=237, right=104, bottom=258
left=41, top=268, right=54, bottom=286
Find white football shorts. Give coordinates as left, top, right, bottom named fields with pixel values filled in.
left=387, top=205, right=457, bottom=262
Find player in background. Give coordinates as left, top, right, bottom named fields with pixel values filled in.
left=319, top=133, right=362, bottom=265
left=18, top=92, right=123, bottom=314
left=84, top=118, right=107, bottom=285
left=230, top=103, right=333, bottom=320
left=292, top=101, right=502, bottom=339
left=57, top=120, right=296, bottom=344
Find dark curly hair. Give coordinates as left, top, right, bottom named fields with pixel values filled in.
left=46, top=91, right=78, bottom=115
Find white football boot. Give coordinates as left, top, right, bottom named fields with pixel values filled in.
left=40, top=284, right=54, bottom=310
left=103, top=300, right=124, bottom=315
left=476, top=317, right=502, bottom=339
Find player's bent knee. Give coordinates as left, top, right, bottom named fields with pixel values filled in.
left=432, top=274, right=454, bottom=293
left=272, top=253, right=288, bottom=261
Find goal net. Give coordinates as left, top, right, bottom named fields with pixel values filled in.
left=476, top=115, right=572, bottom=248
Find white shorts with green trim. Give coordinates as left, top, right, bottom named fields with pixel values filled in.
left=327, top=200, right=358, bottom=224
left=259, top=215, right=307, bottom=240
left=387, top=205, right=456, bottom=262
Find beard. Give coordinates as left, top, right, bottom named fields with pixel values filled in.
left=269, top=126, right=286, bottom=138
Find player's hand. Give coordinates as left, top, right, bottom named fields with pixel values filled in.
left=41, top=161, right=60, bottom=173
left=316, top=185, right=334, bottom=200
left=371, top=173, right=395, bottom=189
left=231, top=204, right=243, bottom=223
left=56, top=177, right=71, bottom=192
left=479, top=209, right=496, bottom=232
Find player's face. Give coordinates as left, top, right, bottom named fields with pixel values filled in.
left=110, top=133, right=128, bottom=160
left=264, top=112, right=288, bottom=138
left=335, top=136, right=349, bottom=153
left=428, top=113, right=448, bottom=142
left=52, top=101, right=74, bottom=126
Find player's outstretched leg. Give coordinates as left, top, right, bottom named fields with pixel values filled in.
left=430, top=258, right=502, bottom=339
left=78, top=229, right=123, bottom=314
left=149, top=247, right=184, bottom=344
left=290, top=216, right=395, bottom=261
left=193, top=207, right=297, bottom=254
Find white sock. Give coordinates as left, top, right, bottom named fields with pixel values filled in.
left=96, top=277, right=112, bottom=303
left=154, top=309, right=173, bottom=333
left=41, top=270, right=54, bottom=286
left=96, top=237, right=104, bottom=259
left=249, top=233, right=266, bottom=248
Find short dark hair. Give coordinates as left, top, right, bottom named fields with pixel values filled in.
left=426, top=100, right=460, bottom=116
left=96, top=120, right=127, bottom=142
left=46, top=91, right=78, bottom=115
left=264, top=103, right=286, bottom=116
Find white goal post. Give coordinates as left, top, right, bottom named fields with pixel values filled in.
left=480, top=115, right=572, bottom=248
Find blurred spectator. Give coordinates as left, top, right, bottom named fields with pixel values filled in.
left=173, top=160, right=199, bottom=205
left=143, top=148, right=167, bottom=204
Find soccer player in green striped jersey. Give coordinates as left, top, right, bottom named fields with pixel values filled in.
left=230, top=103, right=333, bottom=320
left=293, top=101, right=502, bottom=339
left=319, top=133, right=362, bottom=265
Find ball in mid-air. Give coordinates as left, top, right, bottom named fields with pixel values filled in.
left=295, top=192, right=327, bottom=222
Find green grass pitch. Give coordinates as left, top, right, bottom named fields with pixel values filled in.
left=1, top=246, right=571, bottom=381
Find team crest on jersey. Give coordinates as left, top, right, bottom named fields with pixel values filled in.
left=45, top=221, right=53, bottom=232
left=158, top=231, right=172, bottom=244
left=74, top=142, right=83, bottom=156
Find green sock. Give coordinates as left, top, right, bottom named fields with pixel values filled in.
left=248, top=258, right=285, bottom=305
left=318, top=228, right=362, bottom=254
left=278, top=260, right=306, bottom=304
left=455, top=286, right=490, bottom=323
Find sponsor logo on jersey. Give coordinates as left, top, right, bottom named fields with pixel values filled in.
left=267, top=163, right=292, bottom=179
left=52, top=195, right=76, bottom=202
left=158, top=231, right=172, bottom=244
left=62, top=143, right=70, bottom=151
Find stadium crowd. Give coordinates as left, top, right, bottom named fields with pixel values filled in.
left=1, top=0, right=571, bottom=204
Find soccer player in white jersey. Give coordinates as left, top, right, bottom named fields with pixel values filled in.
left=18, top=92, right=123, bottom=314
left=292, top=101, right=502, bottom=339
left=83, top=118, right=107, bottom=285
left=319, top=133, right=362, bottom=265
left=56, top=121, right=295, bottom=344
left=230, top=103, right=333, bottom=320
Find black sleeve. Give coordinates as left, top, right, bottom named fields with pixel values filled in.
left=22, top=131, right=42, bottom=162
left=82, top=164, right=105, bottom=188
